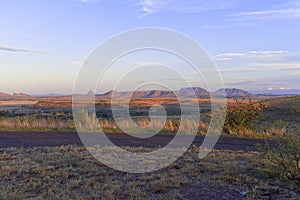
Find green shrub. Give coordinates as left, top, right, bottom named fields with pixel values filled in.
left=224, top=99, right=263, bottom=134
left=263, top=133, right=300, bottom=188
left=0, top=111, right=8, bottom=118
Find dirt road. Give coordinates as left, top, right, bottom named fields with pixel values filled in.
left=0, top=131, right=270, bottom=151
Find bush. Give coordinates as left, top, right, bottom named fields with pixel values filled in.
left=224, top=99, right=263, bottom=134
left=0, top=111, right=8, bottom=118
left=263, top=133, right=300, bottom=188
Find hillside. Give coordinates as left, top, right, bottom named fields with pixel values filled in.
left=98, top=87, right=209, bottom=99
left=215, top=88, right=253, bottom=98
left=0, top=92, right=11, bottom=98
left=178, top=87, right=209, bottom=97
left=0, top=92, right=32, bottom=99
left=259, top=96, right=300, bottom=126
left=1, top=87, right=263, bottom=101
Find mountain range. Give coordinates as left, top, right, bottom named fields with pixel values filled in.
left=94, top=87, right=252, bottom=98
left=0, top=92, right=32, bottom=99
left=0, top=88, right=272, bottom=99
left=215, top=88, right=253, bottom=98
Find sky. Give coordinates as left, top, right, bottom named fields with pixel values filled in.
left=0, top=0, right=300, bottom=94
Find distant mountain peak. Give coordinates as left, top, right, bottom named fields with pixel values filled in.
left=13, top=93, right=30, bottom=97
left=0, top=92, right=32, bottom=99
left=215, top=88, right=253, bottom=98
left=179, top=87, right=209, bottom=97
left=0, top=87, right=257, bottom=99
left=0, top=92, right=11, bottom=97
left=86, top=90, right=95, bottom=96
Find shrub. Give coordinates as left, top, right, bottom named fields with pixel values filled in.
left=259, top=119, right=287, bottom=137
left=224, top=99, right=264, bottom=134
left=0, top=111, right=8, bottom=118
left=263, top=133, right=300, bottom=188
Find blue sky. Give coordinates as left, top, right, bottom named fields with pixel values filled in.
left=0, top=0, right=300, bottom=94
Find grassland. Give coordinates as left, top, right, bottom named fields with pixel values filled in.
left=0, top=145, right=299, bottom=199
left=0, top=96, right=299, bottom=198
left=0, top=100, right=38, bottom=105
left=257, top=96, right=300, bottom=135
left=1, top=96, right=299, bottom=138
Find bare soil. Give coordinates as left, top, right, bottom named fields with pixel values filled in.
left=0, top=131, right=271, bottom=151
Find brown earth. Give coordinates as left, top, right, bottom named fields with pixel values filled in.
left=0, top=131, right=271, bottom=151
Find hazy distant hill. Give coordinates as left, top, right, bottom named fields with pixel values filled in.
left=0, top=92, right=11, bottom=98
left=97, top=90, right=125, bottom=98
left=33, top=93, right=66, bottom=97
left=98, top=90, right=177, bottom=98
left=0, top=92, right=31, bottom=99
left=133, top=90, right=177, bottom=98
left=0, top=87, right=261, bottom=100
left=74, top=87, right=255, bottom=99
left=178, top=87, right=209, bottom=97
left=97, top=87, right=209, bottom=98
left=215, top=88, right=253, bottom=98
left=254, top=89, right=300, bottom=96
left=12, top=93, right=31, bottom=98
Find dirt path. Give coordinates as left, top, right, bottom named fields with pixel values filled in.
left=0, top=131, right=270, bottom=151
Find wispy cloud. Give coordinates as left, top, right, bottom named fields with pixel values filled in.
left=233, top=1, right=300, bottom=21
left=201, top=1, right=300, bottom=30
left=224, top=78, right=298, bottom=91
left=219, top=63, right=300, bottom=74
left=225, top=80, right=259, bottom=86
left=135, top=0, right=239, bottom=16
left=133, top=0, right=300, bottom=30
left=212, top=50, right=288, bottom=61
left=234, top=8, right=300, bottom=21
left=213, top=50, right=300, bottom=79
left=0, top=45, right=32, bottom=53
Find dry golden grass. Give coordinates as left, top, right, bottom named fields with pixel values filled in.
left=0, top=145, right=298, bottom=199
left=1, top=95, right=299, bottom=139
left=0, top=101, right=38, bottom=105
left=37, top=97, right=239, bottom=107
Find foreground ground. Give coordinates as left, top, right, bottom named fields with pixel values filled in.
left=0, top=145, right=299, bottom=199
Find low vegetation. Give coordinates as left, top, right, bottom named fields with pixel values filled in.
left=262, top=133, right=300, bottom=188
left=1, top=96, right=300, bottom=139
left=223, top=99, right=264, bottom=135
left=0, top=113, right=210, bottom=135
left=0, top=145, right=299, bottom=199
left=0, top=115, right=75, bottom=131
